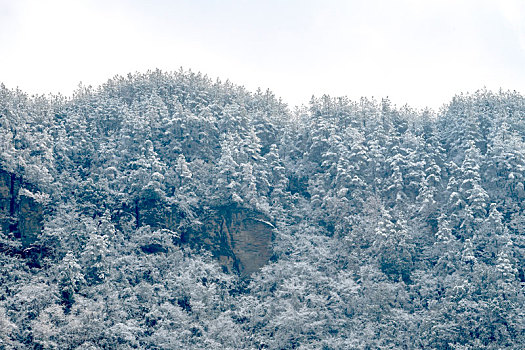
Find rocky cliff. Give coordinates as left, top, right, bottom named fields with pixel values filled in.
left=187, top=206, right=275, bottom=277
left=0, top=169, right=14, bottom=234
left=0, top=169, right=46, bottom=248
left=131, top=187, right=275, bottom=276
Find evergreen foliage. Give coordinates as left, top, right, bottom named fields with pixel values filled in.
left=0, top=71, right=524, bottom=349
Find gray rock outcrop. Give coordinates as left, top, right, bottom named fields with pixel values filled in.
left=0, top=169, right=46, bottom=247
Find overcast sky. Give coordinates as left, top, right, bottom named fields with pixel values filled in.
left=1, top=0, right=524, bottom=109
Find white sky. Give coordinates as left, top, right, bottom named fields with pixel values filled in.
left=0, top=0, right=524, bottom=110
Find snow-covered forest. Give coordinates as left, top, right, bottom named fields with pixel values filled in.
left=0, top=69, right=524, bottom=349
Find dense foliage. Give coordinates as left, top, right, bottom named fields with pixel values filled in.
left=0, top=70, right=524, bottom=349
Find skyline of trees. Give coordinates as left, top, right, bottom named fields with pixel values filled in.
left=0, top=70, right=523, bottom=349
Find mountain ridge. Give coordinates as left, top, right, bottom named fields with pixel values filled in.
left=0, top=70, right=523, bottom=349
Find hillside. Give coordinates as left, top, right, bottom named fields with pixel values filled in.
left=0, top=70, right=524, bottom=349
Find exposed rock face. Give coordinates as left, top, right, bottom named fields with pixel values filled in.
left=17, top=190, right=45, bottom=247
left=190, top=206, right=274, bottom=277
left=0, top=170, right=11, bottom=214
left=0, top=170, right=16, bottom=235
left=132, top=195, right=275, bottom=276
left=0, top=169, right=45, bottom=247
